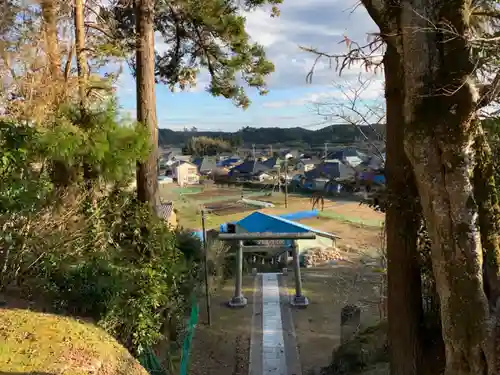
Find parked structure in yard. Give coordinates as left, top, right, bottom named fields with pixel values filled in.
left=235, top=211, right=339, bottom=252
left=175, top=161, right=200, bottom=186
left=158, top=176, right=173, bottom=185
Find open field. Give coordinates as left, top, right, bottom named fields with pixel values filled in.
left=159, top=186, right=385, bottom=249
left=189, top=276, right=255, bottom=375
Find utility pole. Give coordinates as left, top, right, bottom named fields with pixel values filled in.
left=284, top=159, right=288, bottom=208
left=270, top=144, right=273, bottom=157
left=252, top=144, right=256, bottom=160
left=201, top=210, right=212, bottom=326
left=323, top=143, right=328, bottom=159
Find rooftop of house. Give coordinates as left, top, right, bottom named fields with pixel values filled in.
left=326, top=147, right=367, bottom=161
left=156, top=202, right=174, bottom=221
left=236, top=211, right=339, bottom=240
left=192, top=157, right=217, bottom=172
left=229, top=160, right=271, bottom=175
left=299, top=157, right=322, bottom=165
left=262, top=157, right=280, bottom=169
left=304, top=161, right=351, bottom=180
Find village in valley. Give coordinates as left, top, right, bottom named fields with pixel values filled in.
left=154, top=142, right=388, bottom=375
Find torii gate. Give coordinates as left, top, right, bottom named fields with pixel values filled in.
left=218, top=232, right=316, bottom=308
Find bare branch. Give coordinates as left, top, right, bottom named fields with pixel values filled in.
left=312, top=75, right=386, bottom=161
left=301, top=36, right=384, bottom=84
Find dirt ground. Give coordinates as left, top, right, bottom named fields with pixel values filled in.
left=298, top=216, right=384, bottom=256
left=289, top=262, right=383, bottom=375
left=189, top=276, right=254, bottom=375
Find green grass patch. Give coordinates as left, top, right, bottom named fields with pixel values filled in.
left=0, top=308, right=148, bottom=375
left=318, top=211, right=383, bottom=228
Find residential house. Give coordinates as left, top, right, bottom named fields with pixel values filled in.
left=217, top=153, right=232, bottom=161
left=305, top=161, right=355, bottom=192
left=218, top=155, right=242, bottom=168
left=354, top=155, right=386, bottom=186
left=192, top=157, right=217, bottom=175
left=156, top=202, right=177, bottom=228
left=235, top=211, right=339, bottom=254
left=326, top=147, right=366, bottom=168
left=164, top=154, right=192, bottom=167
left=262, top=157, right=281, bottom=170
left=228, top=160, right=271, bottom=180
left=175, top=161, right=200, bottom=186
left=296, top=157, right=322, bottom=172
left=281, top=149, right=299, bottom=159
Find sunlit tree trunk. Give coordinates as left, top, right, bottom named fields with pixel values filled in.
left=400, top=1, right=496, bottom=373
left=384, top=38, right=425, bottom=375
left=74, top=0, right=86, bottom=109
left=41, top=0, right=61, bottom=79
left=473, top=126, right=500, bottom=306
left=74, top=0, right=96, bottom=189
left=135, top=0, right=159, bottom=207
left=41, top=0, right=76, bottom=190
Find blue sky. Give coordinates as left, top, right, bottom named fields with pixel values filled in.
left=114, top=0, right=383, bottom=131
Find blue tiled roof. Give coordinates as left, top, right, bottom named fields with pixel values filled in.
left=236, top=211, right=338, bottom=239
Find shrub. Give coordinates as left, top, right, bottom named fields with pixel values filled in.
left=0, top=104, right=201, bottom=358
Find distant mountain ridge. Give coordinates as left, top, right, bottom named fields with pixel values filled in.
left=158, top=124, right=385, bottom=147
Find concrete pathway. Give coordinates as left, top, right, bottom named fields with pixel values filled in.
left=249, top=273, right=302, bottom=375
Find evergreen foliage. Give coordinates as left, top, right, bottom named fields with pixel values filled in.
left=101, top=0, right=283, bottom=108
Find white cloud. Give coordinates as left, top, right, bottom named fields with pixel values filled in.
left=262, top=72, right=384, bottom=109
left=242, top=0, right=379, bottom=89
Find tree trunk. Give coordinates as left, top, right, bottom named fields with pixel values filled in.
left=41, top=0, right=61, bottom=79
left=74, top=0, right=86, bottom=110
left=74, top=0, right=96, bottom=190
left=41, top=0, right=75, bottom=190
left=400, top=1, right=495, bottom=374
left=135, top=0, right=159, bottom=207
left=383, top=30, right=425, bottom=375
left=473, top=126, right=500, bottom=306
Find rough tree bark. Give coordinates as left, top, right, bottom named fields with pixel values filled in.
left=135, top=0, right=159, bottom=207
left=360, top=2, right=426, bottom=374
left=400, top=1, right=496, bottom=374
left=384, top=40, right=425, bottom=375
left=473, top=126, right=500, bottom=306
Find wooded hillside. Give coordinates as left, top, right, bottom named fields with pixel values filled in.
left=158, top=124, right=386, bottom=147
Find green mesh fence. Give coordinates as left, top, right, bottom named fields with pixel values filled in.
left=179, top=296, right=199, bottom=375
left=138, top=295, right=199, bottom=375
